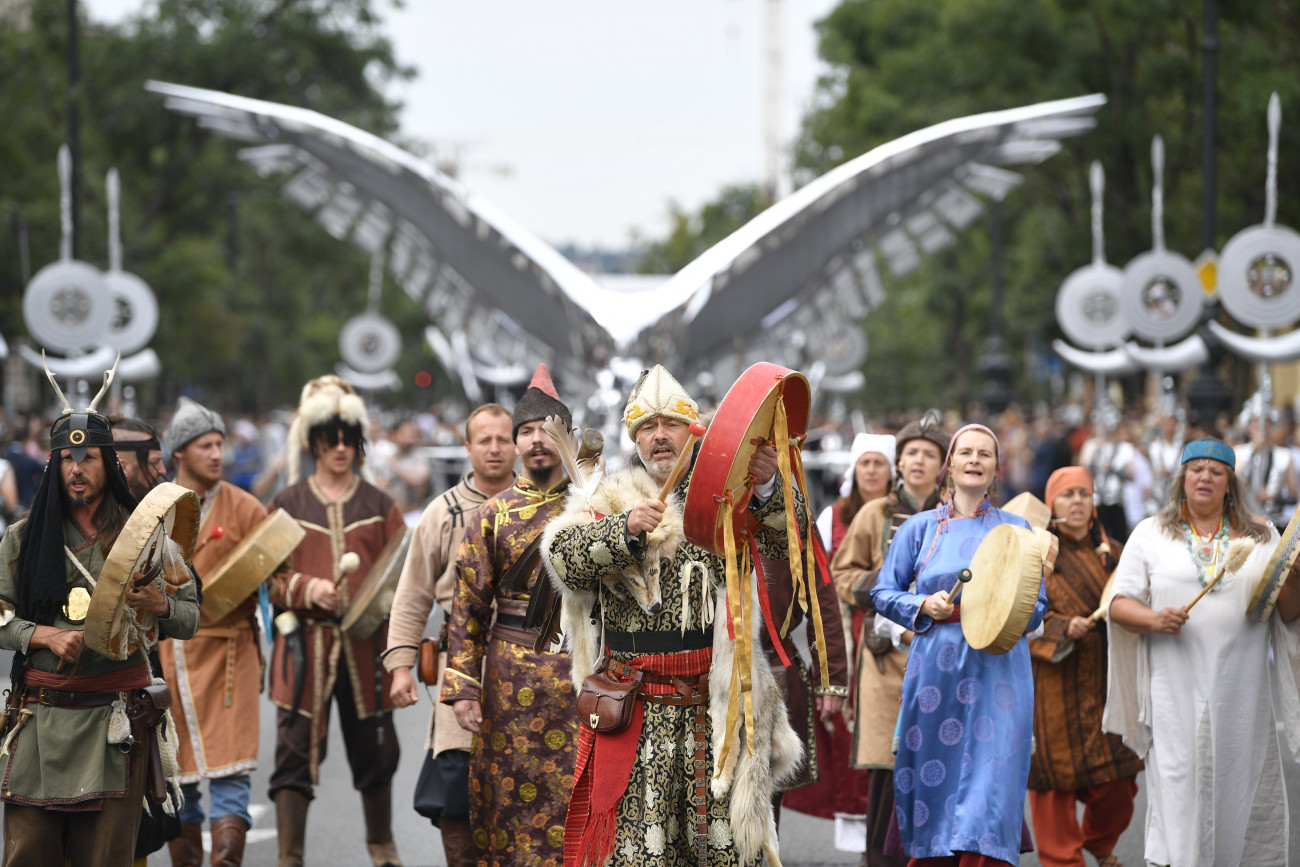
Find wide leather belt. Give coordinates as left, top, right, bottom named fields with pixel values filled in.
left=23, top=687, right=120, bottom=708
left=606, top=629, right=712, bottom=654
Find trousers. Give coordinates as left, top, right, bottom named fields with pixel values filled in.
left=1027, top=776, right=1139, bottom=867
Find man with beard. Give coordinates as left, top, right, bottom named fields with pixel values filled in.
left=111, top=417, right=166, bottom=501
left=0, top=385, right=199, bottom=865
left=156, top=398, right=268, bottom=867
left=543, top=365, right=808, bottom=867
left=384, top=403, right=516, bottom=864
left=439, top=366, right=578, bottom=867
left=267, top=377, right=406, bottom=867
left=831, top=411, right=949, bottom=867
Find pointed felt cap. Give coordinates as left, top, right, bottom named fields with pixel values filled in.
left=513, top=363, right=570, bottom=439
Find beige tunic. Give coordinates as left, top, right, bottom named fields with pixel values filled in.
left=159, top=482, right=268, bottom=782
left=383, top=473, right=501, bottom=754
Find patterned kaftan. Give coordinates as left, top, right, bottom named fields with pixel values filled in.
left=440, top=478, right=577, bottom=867
left=544, top=470, right=805, bottom=867
left=871, top=501, right=1047, bottom=864
left=1027, top=534, right=1141, bottom=792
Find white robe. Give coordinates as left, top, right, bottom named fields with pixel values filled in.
left=1104, top=517, right=1300, bottom=866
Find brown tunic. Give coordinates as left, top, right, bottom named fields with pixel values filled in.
left=1028, top=533, right=1143, bottom=791
left=267, top=476, right=406, bottom=781
left=159, top=482, right=268, bottom=782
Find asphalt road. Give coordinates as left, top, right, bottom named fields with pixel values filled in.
left=1, top=648, right=1297, bottom=866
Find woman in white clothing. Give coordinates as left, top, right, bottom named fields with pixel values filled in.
left=1106, top=438, right=1300, bottom=867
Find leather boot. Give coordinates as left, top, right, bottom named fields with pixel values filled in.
left=209, top=814, right=249, bottom=867
left=168, top=822, right=204, bottom=867
left=360, top=784, right=402, bottom=867
left=439, top=818, right=478, bottom=867
left=274, top=788, right=310, bottom=867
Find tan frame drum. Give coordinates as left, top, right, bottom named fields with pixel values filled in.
left=1250, top=507, right=1300, bottom=622
left=340, top=526, right=411, bottom=640
left=959, top=523, right=1051, bottom=655
left=201, top=508, right=305, bottom=622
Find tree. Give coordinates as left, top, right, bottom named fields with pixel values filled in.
left=0, top=0, right=444, bottom=414
left=637, top=184, right=772, bottom=274
left=793, top=0, right=1300, bottom=413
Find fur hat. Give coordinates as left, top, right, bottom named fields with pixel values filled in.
left=286, top=375, right=370, bottom=482
left=512, top=364, right=570, bottom=440
left=624, top=365, right=699, bottom=441
left=162, top=396, right=225, bottom=454
left=895, top=409, right=951, bottom=465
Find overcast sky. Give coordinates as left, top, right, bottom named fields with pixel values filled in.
left=84, top=0, right=841, bottom=249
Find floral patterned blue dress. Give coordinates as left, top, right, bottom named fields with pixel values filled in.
left=871, top=499, right=1048, bottom=864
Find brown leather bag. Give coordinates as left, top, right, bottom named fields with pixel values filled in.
left=416, top=637, right=439, bottom=685
left=575, top=658, right=643, bottom=734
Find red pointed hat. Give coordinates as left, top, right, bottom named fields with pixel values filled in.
left=512, top=363, right=571, bottom=439
left=528, top=363, right=560, bottom=399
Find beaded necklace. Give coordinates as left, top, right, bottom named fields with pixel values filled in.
left=1182, top=515, right=1228, bottom=590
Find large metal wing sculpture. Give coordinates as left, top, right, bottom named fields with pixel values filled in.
left=148, top=81, right=1104, bottom=405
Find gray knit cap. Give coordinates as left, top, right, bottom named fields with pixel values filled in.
left=163, top=396, right=226, bottom=453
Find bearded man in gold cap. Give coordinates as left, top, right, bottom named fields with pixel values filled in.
left=439, top=363, right=579, bottom=867
left=543, top=365, right=807, bottom=867
left=265, top=376, right=406, bottom=867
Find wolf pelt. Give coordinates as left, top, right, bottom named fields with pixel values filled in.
left=709, top=579, right=805, bottom=867
left=539, top=467, right=683, bottom=688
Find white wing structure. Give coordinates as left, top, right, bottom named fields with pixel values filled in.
left=148, top=81, right=1104, bottom=403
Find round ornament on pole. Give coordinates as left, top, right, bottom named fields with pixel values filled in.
left=1119, top=137, right=1203, bottom=344
left=338, top=312, right=402, bottom=374
left=1217, top=94, right=1300, bottom=330
left=1056, top=163, right=1129, bottom=351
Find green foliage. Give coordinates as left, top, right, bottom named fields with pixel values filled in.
left=0, top=0, right=442, bottom=414
left=637, top=184, right=773, bottom=274
left=791, top=0, right=1300, bottom=412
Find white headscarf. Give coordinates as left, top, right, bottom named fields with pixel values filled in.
left=840, top=432, right=897, bottom=497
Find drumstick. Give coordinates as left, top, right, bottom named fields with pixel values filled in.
left=192, top=525, right=225, bottom=558
left=656, top=421, right=708, bottom=502
left=1184, top=538, right=1256, bottom=613
left=944, top=568, right=972, bottom=604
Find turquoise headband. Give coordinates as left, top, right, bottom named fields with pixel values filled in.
left=1181, top=438, right=1236, bottom=470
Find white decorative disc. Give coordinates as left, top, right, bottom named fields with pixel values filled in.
left=1055, top=263, right=1128, bottom=350
left=339, top=313, right=402, bottom=374
left=102, top=271, right=159, bottom=354
left=23, top=260, right=112, bottom=353
left=1217, top=224, right=1300, bottom=329
left=1120, top=250, right=1203, bottom=343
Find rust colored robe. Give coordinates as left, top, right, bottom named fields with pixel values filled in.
left=159, top=482, right=268, bottom=782
left=1028, top=534, right=1142, bottom=791
left=268, top=476, right=406, bottom=782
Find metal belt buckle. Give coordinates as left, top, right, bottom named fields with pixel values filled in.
left=35, top=688, right=51, bottom=706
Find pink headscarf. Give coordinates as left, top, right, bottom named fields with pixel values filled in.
left=938, top=423, right=1000, bottom=487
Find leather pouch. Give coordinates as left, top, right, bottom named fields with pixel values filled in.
left=417, top=637, right=439, bottom=686
left=575, top=658, right=643, bottom=734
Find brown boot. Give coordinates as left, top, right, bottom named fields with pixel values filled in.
left=168, top=822, right=203, bottom=867
left=439, top=818, right=478, bottom=867
left=210, top=814, right=249, bottom=867
left=360, top=784, right=402, bottom=867
left=273, top=788, right=310, bottom=867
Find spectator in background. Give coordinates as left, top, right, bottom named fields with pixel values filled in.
left=226, top=418, right=265, bottom=493
left=374, top=420, right=432, bottom=518
left=0, top=454, right=15, bottom=536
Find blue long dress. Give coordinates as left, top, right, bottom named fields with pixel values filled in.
left=870, top=499, right=1048, bottom=864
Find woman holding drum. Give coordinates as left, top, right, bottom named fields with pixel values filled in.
left=872, top=424, right=1048, bottom=866
left=1106, top=438, right=1300, bottom=866
left=1027, top=467, right=1141, bottom=867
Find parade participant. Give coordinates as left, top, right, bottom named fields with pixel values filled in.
left=832, top=413, right=948, bottom=867
left=542, top=364, right=807, bottom=867
left=0, top=379, right=200, bottom=866
left=384, top=402, right=515, bottom=865
left=111, top=416, right=166, bottom=501
left=266, top=376, right=406, bottom=867
left=1106, top=439, right=1300, bottom=866
left=776, top=434, right=892, bottom=835
left=156, top=398, right=268, bottom=867
left=437, top=365, right=577, bottom=867
left=1027, top=467, right=1140, bottom=867
left=871, top=424, right=1048, bottom=866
